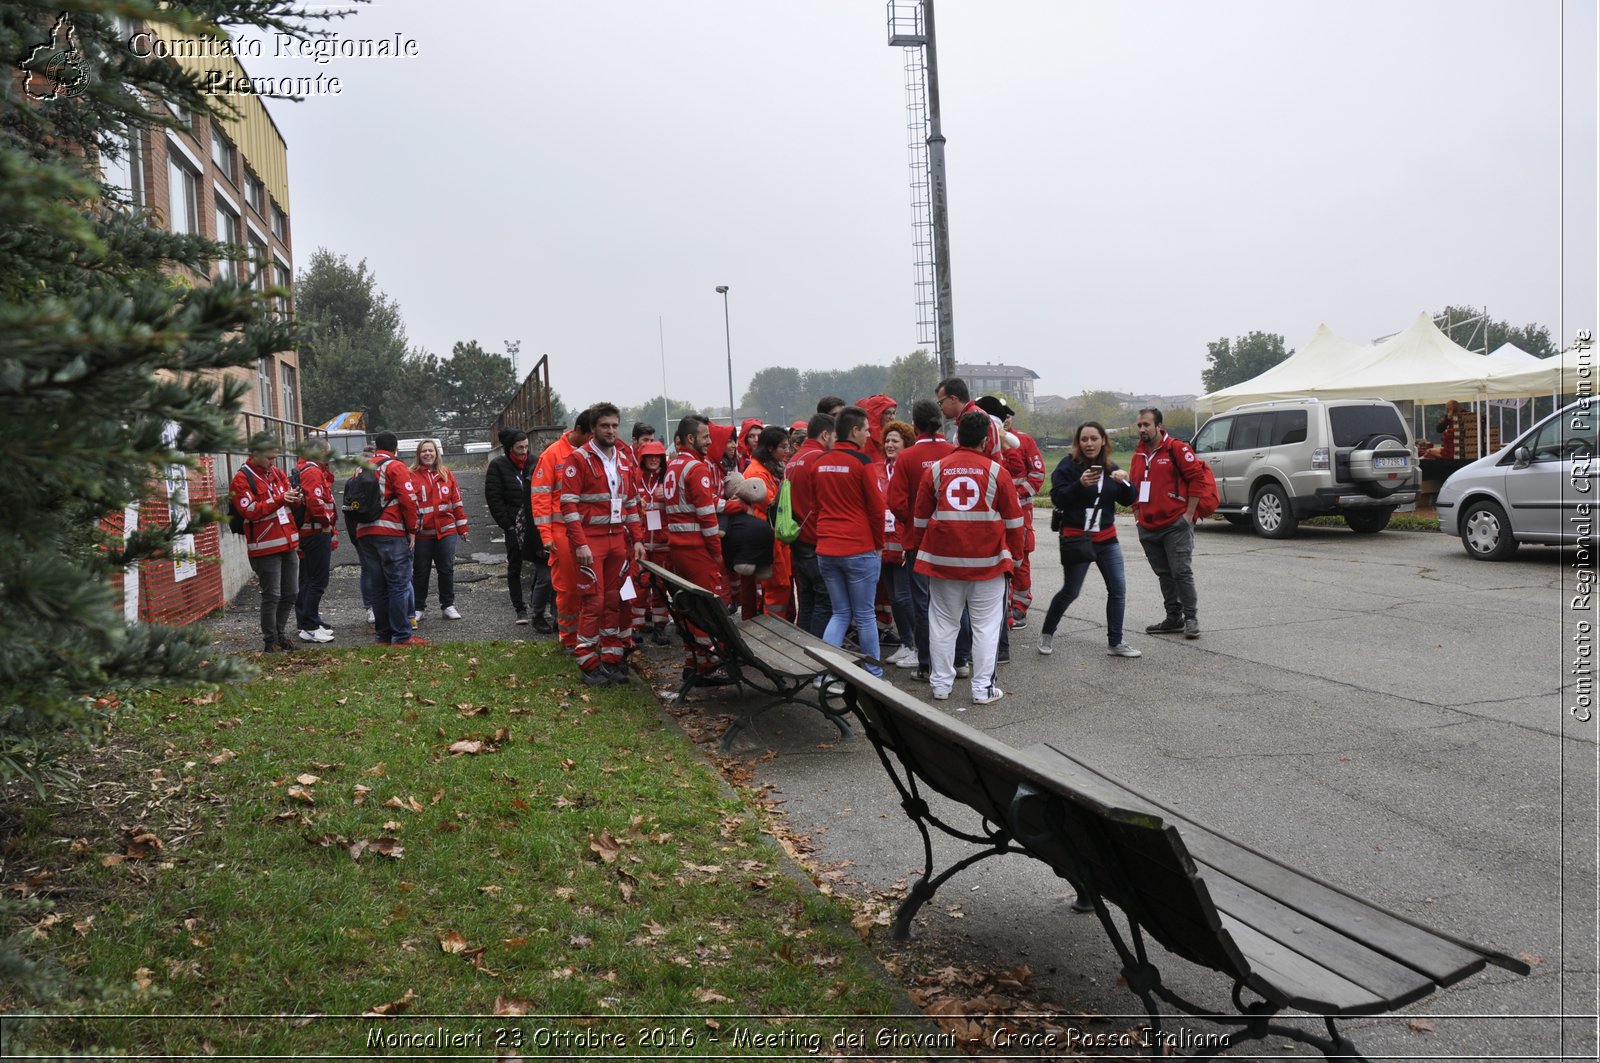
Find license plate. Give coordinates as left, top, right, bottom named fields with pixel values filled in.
left=1375, top=456, right=1409, bottom=469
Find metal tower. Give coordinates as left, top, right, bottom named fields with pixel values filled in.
left=887, top=0, right=954, bottom=379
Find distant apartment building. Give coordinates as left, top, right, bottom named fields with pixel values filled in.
left=953, top=362, right=1040, bottom=413
left=102, top=21, right=304, bottom=602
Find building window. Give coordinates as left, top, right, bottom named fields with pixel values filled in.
left=270, top=203, right=288, bottom=242
left=273, top=259, right=292, bottom=318
left=280, top=363, right=299, bottom=425
left=257, top=356, right=276, bottom=418
left=249, top=234, right=268, bottom=292
left=166, top=156, right=198, bottom=234
left=244, top=170, right=264, bottom=214
left=214, top=204, right=240, bottom=282
left=101, top=126, right=145, bottom=207
left=210, top=131, right=237, bottom=184
left=164, top=97, right=191, bottom=128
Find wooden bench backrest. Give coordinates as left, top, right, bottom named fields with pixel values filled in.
left=641, top=560, right=753, bottom=659
left=806, top=647, right=1250, bottom=981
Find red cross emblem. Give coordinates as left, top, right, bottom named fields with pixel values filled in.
left=945, top=475, right=981, bottom=512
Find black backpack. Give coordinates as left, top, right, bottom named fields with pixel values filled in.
left=342, top=457, right=394, bottom=523
left=227, top=465, right=262, bottom=536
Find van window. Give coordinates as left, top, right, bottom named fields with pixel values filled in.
left=1328, top=405, right=1406, bottom=447
left=1192, top=417, right=1232, bottom=454
left=1228, top=413, right=1269, bottom=450
left=1528, top=413, right=1597, bottom=462
left=1269, top=410, right=1308, bottom=446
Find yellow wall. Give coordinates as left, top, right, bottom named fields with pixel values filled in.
left=144, top=23, right=290, bottom=213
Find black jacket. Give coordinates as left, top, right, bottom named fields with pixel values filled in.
left=484, top=453, right=528, bottom=532
left=1049, top=455, right=1134, bottom=535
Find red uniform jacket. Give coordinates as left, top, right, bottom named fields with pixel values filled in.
left=531, top=431, right=580, bottom=548
left=417, top=467, right=468, bottom=539
left=911, top=447, right=1025, bottom=582
left=813, top=440, right=885, bottom=557
left=558, top=441, right=641, bottom=550
left=294, top=458, right=337, bottom=540
left=664, top=449, right=722, bottom=555
left=887, top=435, right=954, bottom=548
left=784, top=437, right=829, bottom=547
left=355, top=451, right=420, bottom=539
left=1014, top=430, right=1046, bottom=501
left=880, top=461, right=903, bottom=563
left=637, top=467, right=670, bottom=554
left=1130, top=433, right=1206, bottom=531
left=231, top=461, right=299, bottom=558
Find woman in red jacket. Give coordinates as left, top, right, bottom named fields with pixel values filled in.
left=634, top=440, right=674, bottom=644
left=412, top=440, right=469, bottom=620
left=878, top=420, right=917, bottom=667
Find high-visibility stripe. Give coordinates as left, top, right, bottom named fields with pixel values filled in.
left=917, top=550, right=1012, bottom=568
left=369, top=517, right=408, bottom=532
left=532, top=513, right=554, bottom=525
left=931, top=510, right=1002, bottom=522
left=246, top=536, right=293, bottom=555
left=666, top=522, right=700, bottom=533
left=1003, top=516, right=1025, bottom=529
left=530, top=485, right=552, bottom=494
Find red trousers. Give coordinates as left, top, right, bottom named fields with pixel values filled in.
left=574, top=530, right=629, bottom=672
left=546, top=537, right=580, bottom=650
left=1011, top=509, right=1036, bottom=618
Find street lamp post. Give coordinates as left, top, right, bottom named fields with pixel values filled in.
left=715, top=285, right=734, bottom=425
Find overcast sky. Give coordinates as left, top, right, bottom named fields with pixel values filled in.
left=235, top=0, right=1596, bottom=410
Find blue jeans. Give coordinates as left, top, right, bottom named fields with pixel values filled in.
left=819, top=551, right=883, bottom=677
left=907, top=551, right=971, bottom=670
left=1042, top=535, right=1127, bottom=645
left=413, top=534, right=459, bottom=609
left=365, top=535, right=415, bottom=642
left=295, top=530, right=331, bottom=632
left=792, top=542, right=833, bottom=639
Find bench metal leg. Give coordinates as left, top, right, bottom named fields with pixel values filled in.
left=717, top=685, right=854, bottom=753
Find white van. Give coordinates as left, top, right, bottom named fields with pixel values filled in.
left=1436, top=400, right=1596, bottom=560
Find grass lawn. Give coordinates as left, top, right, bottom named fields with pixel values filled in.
left=1, top=642, right=915, bottom=1058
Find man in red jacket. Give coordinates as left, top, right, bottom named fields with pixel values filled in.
left=293, top=440, right=338, bottom=643
left=1130, top=407, right=1205, bottom=639
left=356, top=431, right=423, bottom=646
left=560, top=403, right=645, bottom=686
left=231, top=437, right=303, bottom=653
left=664, top=415, right=733, bottom=685
left=911, top=411, right=1025, bottom=705
left=784, top=413, right=836, bottom=637
left=814, top=406, right=886, bottom=677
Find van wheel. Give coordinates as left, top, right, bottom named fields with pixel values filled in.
left=1460, top=499, right=1518, bottom=561
left=1251, top=484, right=1298, bottom=539
left=1344, top=509, right=1393, bottom=534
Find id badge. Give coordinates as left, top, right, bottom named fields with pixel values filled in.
left=610, top=497, right=623, bottom=523
left=645, top=509, right=662, bottom=531
left=884, top=511, right=896, bottom=532
left=619, top=576, right=638, bottom=601
left=277, top=507, right=292, bottom=525
left=1138, top=482, right=1151, bottom=504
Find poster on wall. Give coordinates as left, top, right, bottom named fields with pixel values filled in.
left=162, top=423, right=197, bottom=582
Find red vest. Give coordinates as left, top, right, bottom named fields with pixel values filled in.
left=911, top=448, right=1025, bottom=581
left=231, top=462, right=299, bottom=558
left=417, top=467, right=467, bottom=538
left=295, top=459, right=336, bottom=535
left=889, top=436, right=954, bottom=551
left=663, top=450, right=721, bottom=553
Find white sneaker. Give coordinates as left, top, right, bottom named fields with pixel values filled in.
left=973, top=686, right=1005, bottom=706
left=1037, top=633, right=1054, bottom=655
left=931, top=689, right=950, bottom=701
left=366, top=608, right=375, bottom=625
left=443, top=605, right=463, bottom=620
left=894, top=648, right=920, bottom=669
left=1108, top=643, right=1142, bottom=658
left=296, top=629, right=322, bottom=643
left=314, top=626, right=334, bottom=638
left=955, top=663, right=972, bottom=678
left=410, top=612, right=422, bottom=627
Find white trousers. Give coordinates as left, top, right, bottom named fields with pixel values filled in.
left=928, top=575, right=1007, bottom=699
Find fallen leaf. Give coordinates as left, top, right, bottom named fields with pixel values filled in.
left=437, top=930, right=470, bottom=955
left=286, top=785, right=315, bottom=805
left=102, top=854, right=125, bottom=867
left=295, top=773, right=320, bottom=786
left=368, top=838, right=404, bottom=860
left=696, top=988, right=733, bottom=1004
left=448, top=740, right=486, bottom=756
left=125, top=832, right=163, bottom=859
left=133, top=967, right=153, bottom=992
left=560, top=758, right=577, bottom=771
left=478, top=884, right=502, bottom=896
left=363, top=762, right=386, bottom=776
left=569, top=934, right=592, bottom=949
left=353, top=784, right=371, bottom=805
left=457, top=704, right=487, bottom=717
left=73, top=915, right=95, bottom=937
left=208, top=749, right=237, bottom=766
left=362, top=988, right=416, bottom=1017
left=589, top=831, right=624, bottom=864
left=384, top=795, right=425, bottom=814
left=1407, top=1019, right=1435, bottom=1033
left=494, top=994, right=534, bottom=1016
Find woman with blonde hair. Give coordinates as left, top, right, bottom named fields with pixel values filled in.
left=412, top=439, right=469, bottom=620
left=1038, top=421, right=1140, bottom=658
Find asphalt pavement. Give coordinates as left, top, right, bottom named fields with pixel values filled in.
left=211, top=462, right=1597, bottom=1061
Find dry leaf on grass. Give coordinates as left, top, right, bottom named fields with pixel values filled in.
left=362, top=988, right=416, bottom=1017
left=437, top=930, right=470, bottom=955
left=695, top=988, right=733, bottom=1005
left=589, top=831, right=624, bottom=864
left=448, top=740, right=487, bottom=756
left=493, top=994, right=534, bottom=1017
left=295, top=773, right=320, bottom=786
left=384, top=795, right=425, bottom=814
left=133, top=967, right=153, bottom=992
left=286, top=786, right=315, bottom=805
left=208, top=749, right=236, bottom=766
left=124, top=831, right=163, bottom=859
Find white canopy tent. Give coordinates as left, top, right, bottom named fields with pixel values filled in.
left=1195, top=324, right=1377, bottom=416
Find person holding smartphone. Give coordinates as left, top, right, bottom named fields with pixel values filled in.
left=1038, top=421, right=1141, bottom=658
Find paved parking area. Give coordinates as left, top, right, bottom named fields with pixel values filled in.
left=732, top=518, right=1596, bottom=1060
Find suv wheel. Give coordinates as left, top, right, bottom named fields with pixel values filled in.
left=1344, top=509, right=1393, bottom=534
left=1460, top=499, right=1519, bottom=561
left=1251, top=483, right=1298, bottom=539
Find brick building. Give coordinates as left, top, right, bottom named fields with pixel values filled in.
left=102, top=21, right=305, bottom=601
left=953, top=362, right=1040, bottom=413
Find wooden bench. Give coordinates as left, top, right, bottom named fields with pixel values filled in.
left=804, top=645, right=1529, bottom=1060
left=641, top=560, right=857, bottom=752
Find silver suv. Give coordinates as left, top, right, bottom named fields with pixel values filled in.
left=1437, top=400, right=1596, bottom=560
left=1191, top=398, right=1419, bottom=538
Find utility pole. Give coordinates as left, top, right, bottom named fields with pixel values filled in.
left=923, top=0, right=954, bottom=380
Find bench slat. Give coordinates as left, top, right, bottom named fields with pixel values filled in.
left=1031, top=743, right=1505, bottom=989
left=1219, top=915, right=1387, bottom=1013
left=738, top=620, right=827, bottom=678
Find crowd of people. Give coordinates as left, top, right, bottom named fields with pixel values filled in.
left=229, top=378, right=1212, bottom=699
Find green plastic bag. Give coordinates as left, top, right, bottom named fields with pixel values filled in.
left=773, top=478, right=800, bottom=544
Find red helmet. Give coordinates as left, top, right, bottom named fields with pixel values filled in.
left=637, top=440, right=667, bottom=458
